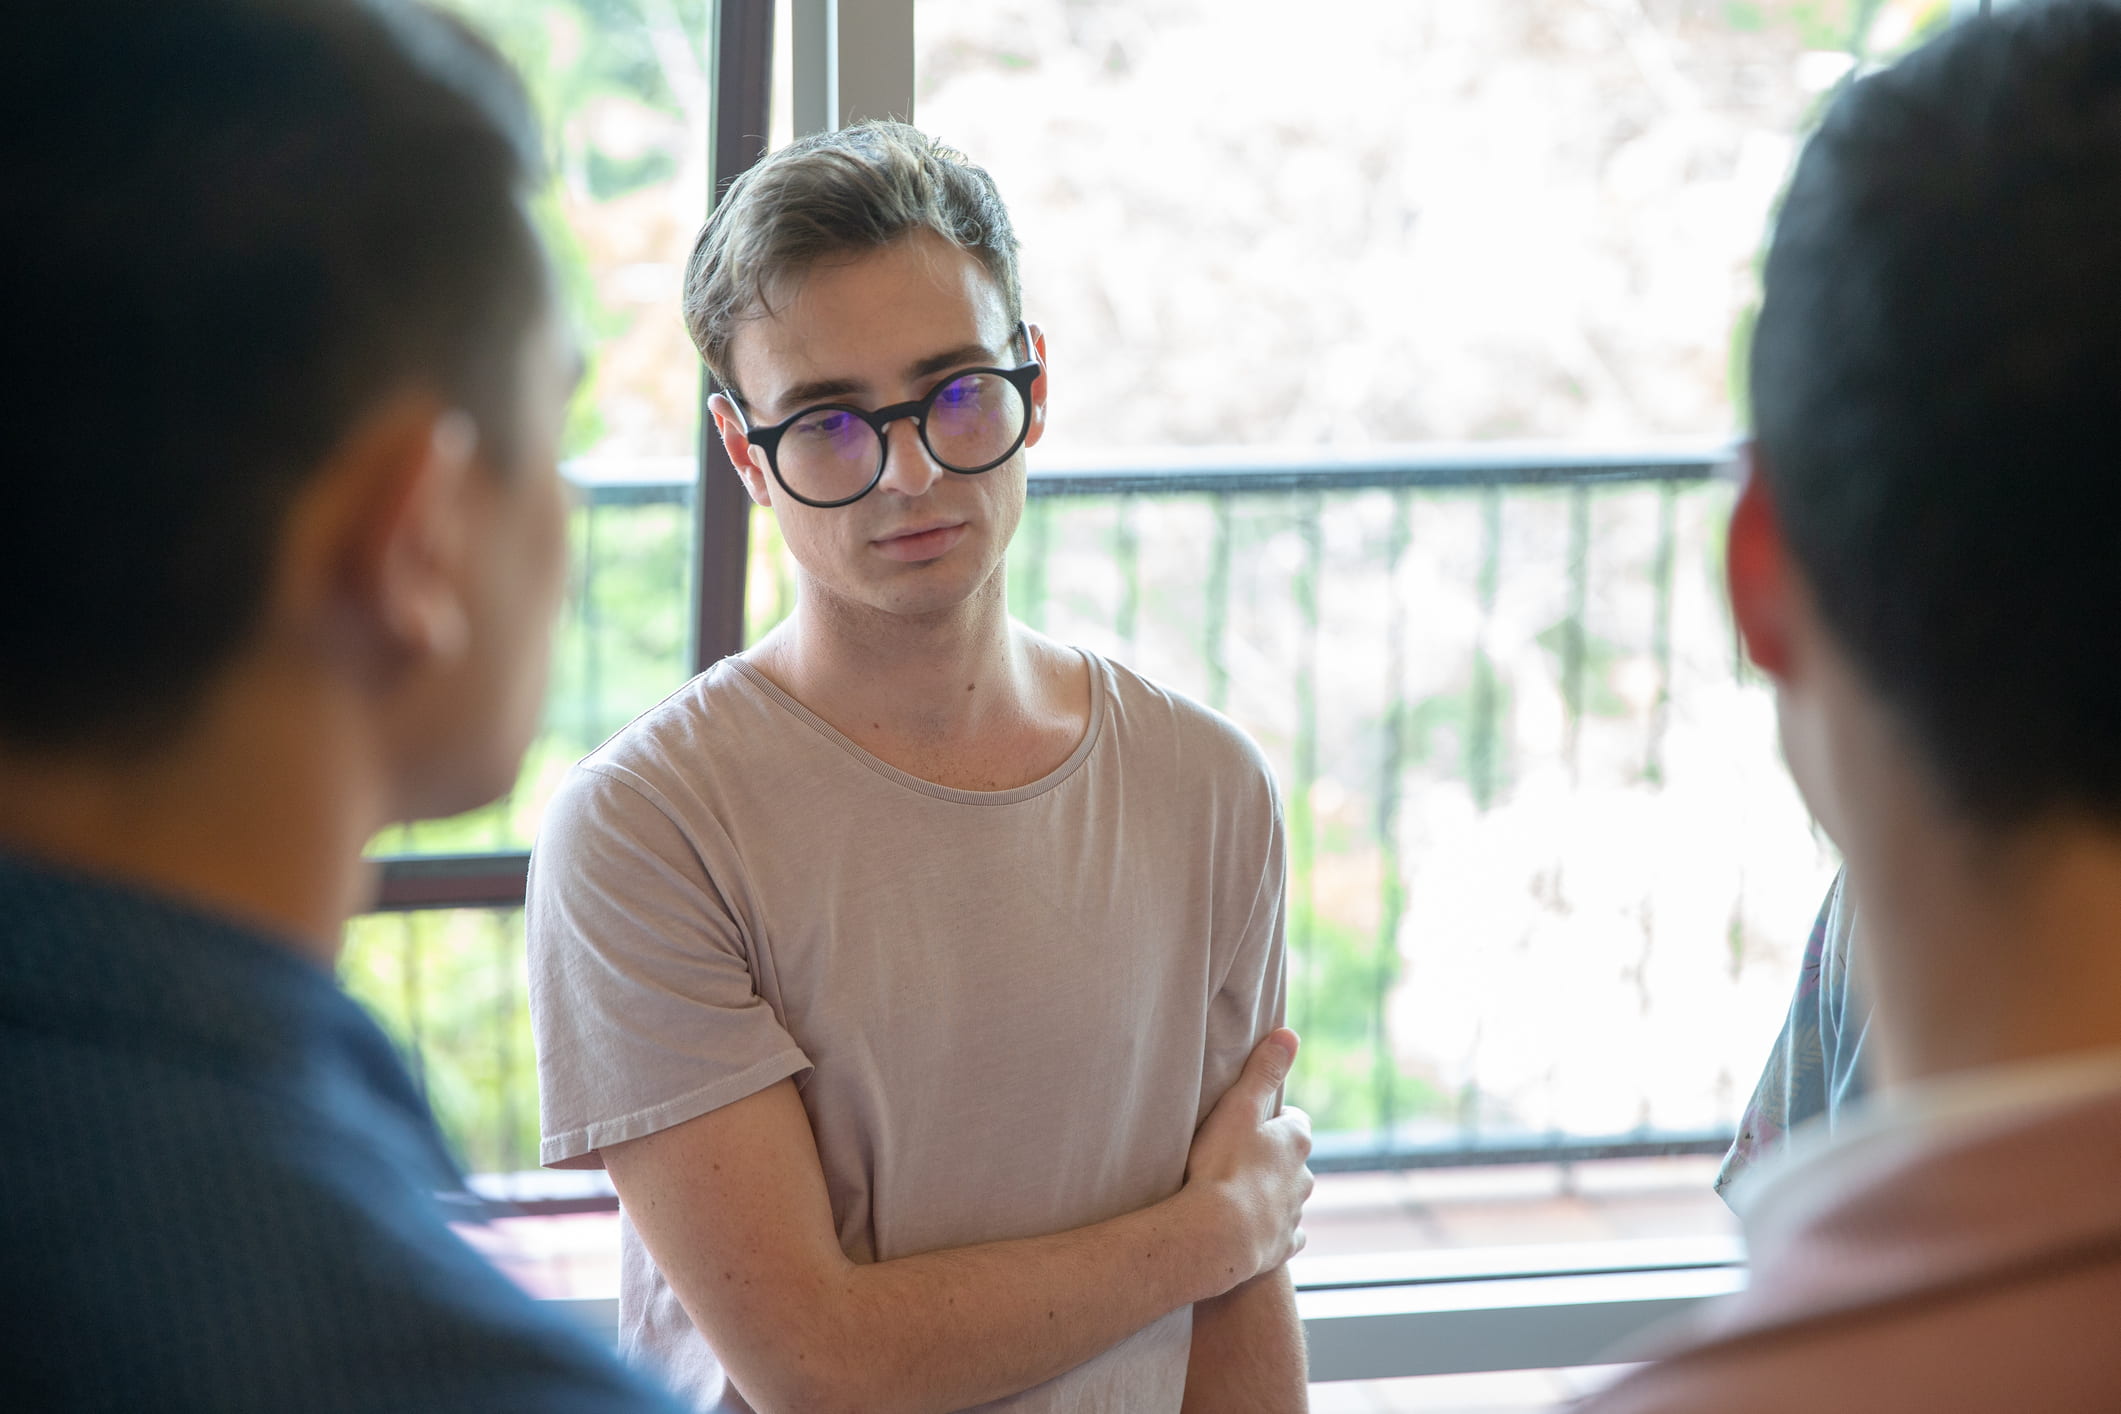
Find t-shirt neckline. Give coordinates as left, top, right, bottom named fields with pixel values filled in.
left=723, top=650, right=1108, bottom=806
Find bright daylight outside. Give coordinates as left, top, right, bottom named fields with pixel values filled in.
left=345, top=1, right=1945, bottom=1407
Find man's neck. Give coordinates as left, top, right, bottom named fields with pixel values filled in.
left=756, top=569, right=1020, bottom=733
left=1848, top=805, right=2121, bottom=1091
left=0, top=679, right=383, bottom=966
left=748, top=570, right=1089, bottom=791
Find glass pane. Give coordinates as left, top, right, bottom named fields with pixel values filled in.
left=943, top=481, right=1837, bottom=1155
left=879, top=0, right=1949, bottom=1236
left=1302, top=1157, right=1736, bottom=1268
left=917, top=0, right=1946, bottom=456
left=373, top=1, right=714, bottom=857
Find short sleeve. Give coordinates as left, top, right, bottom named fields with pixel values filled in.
left=1196, top=764, right=1290, bottom=1129
left=527, top=763, right=811, bottom=1168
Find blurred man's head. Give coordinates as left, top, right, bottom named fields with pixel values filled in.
left=1, top=0, right=576, bottom=822
left=1737, top=0, right=2121, bottom=840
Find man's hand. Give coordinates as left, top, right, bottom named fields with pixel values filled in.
left=1181, top=1028, right=1314, bottom=1293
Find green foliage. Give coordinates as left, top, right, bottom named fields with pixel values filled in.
left=1720, top=0, right=1884, bottom=51
left=550, top=500, right=695, bottom=741
left=439, top=0, right=709, bottom=123
left=588, top=145, right=681, bottom=201
left=1722, top=0, right=1952, bottom=450
left=341, top=910, right=540, bottom=1173
left=1285, top=900, right=1445, bottom=1133
left=1006, top=499, right=1056, bottom=630
left=532, top=185, right=619, bottom=456
left=1533, top=619, right=1635, bottom=720
left=1723, top=1, right=1768, bottom=33
left=430, top=0, right=714, bottom=456
left=1729, top=299, right=1759, bottom=432
left=744, top=507, right=798, bottom=645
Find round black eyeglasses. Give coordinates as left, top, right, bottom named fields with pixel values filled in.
left=737, top=324, right=1041, bottom=508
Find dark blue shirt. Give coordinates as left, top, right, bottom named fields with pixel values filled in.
left=0, top=851, right=682, bottom=1413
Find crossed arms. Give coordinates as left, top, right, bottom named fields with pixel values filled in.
left=602, top=1031, right=1314, bottom=1414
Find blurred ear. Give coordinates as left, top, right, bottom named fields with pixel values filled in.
left=1022, top=322, right=1050, bottom=451
left=289, top=397, right=481, bottom=672
left=1727, top=442, right=1795, bottom=680
left=709, top=390, right=774, bottom=507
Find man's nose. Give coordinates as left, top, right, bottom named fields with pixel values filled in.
left=875, top=416, right=943, bottom=497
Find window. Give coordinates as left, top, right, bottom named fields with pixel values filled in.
left=344, top=0, right=1956, bottom=1393
left=896, top=0, right=1930, bottom=1172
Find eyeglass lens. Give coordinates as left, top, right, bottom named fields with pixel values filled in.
left=776, top=371, right=1027, bottom=504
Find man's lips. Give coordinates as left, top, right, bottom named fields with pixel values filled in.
left=871, top=521, right=968, bottom=562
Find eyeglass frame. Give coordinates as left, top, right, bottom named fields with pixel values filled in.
left=731, top=321, right=1042, bottom=509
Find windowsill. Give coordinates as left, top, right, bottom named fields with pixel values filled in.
left=543, top=1257, right=1741, bottom=1382
left=1297, top=1259, right=1741, bottom=1381
left=519, top=1158, right=1743, bottom=1381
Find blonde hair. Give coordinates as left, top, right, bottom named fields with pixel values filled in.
left=682, top=120, right=1022, bottom=395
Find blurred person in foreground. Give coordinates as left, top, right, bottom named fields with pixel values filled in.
left=1578, top=3, right=2121, bottom=1408
left=0, top=3, right=681, bottom=1409
left=526, top=121, right=1312, bottom=1413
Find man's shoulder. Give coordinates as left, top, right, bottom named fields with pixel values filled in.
left=0, top=1019, right=678, bottom=1412
left=1089, top=649, right=1279, bottom=801
left=1576, top=1251, right=2121, bottom=1414
left=555, top=656, right=820, bottom=818
left=578, top=657, right=776, bottom=777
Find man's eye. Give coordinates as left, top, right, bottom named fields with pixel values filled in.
left=794, top=410, right=849, bottom=436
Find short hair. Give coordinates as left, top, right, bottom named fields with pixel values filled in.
left=683, top=120, right=1022, bottom=396
left=1750, top=0, right=2121, bottom=827
left=0, top=0, right=546, bottom=752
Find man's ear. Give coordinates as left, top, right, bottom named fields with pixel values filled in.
left=327, top=401, right=481, bottom=668
left=708, top=390, right=774, bottom=507
left=1727, top=441, right=1795, bottom=680
left=1022, top=322, right=1050, bottom=451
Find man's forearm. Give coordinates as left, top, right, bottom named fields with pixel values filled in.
left=611, top=1044, right=1309, bottom=1414
left=759, top=1187, right=1237, bottom=1414
left=1181, top=1265, right=1307, bottom=1414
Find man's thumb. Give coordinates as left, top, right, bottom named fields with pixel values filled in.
left=1245, top=1028, right=1299, bottom=1103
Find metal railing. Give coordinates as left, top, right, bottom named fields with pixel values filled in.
left=352, top=441, right=1802, bottom=1182
left=372, top=442, right=1727, bottom=909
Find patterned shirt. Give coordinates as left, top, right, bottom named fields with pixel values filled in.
left=1715, top=867, right=1871, bottom=1202
left=0, top=850, right=680, bottom=1413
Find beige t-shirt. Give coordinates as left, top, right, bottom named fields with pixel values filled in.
left=527, top=650, right=1287, bottom=1413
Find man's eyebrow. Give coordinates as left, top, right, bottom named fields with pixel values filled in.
left=771, top=374, right=864, bottom=412
left=906, top=341, right=1004, bottom=380
left=766, top=341, right=1008, bottom=416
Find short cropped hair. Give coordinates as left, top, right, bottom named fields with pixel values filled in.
left=683, top=120, right=1022, bottom=396
left=0, top=0, right=545, bottom=751
left=1751, top=0, right=2121, bottom=826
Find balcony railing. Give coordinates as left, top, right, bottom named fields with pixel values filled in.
left=350, top=443, right=1826, bottom=1182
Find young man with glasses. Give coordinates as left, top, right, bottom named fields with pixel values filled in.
left=527, top=122, right=1312, bottom=1412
